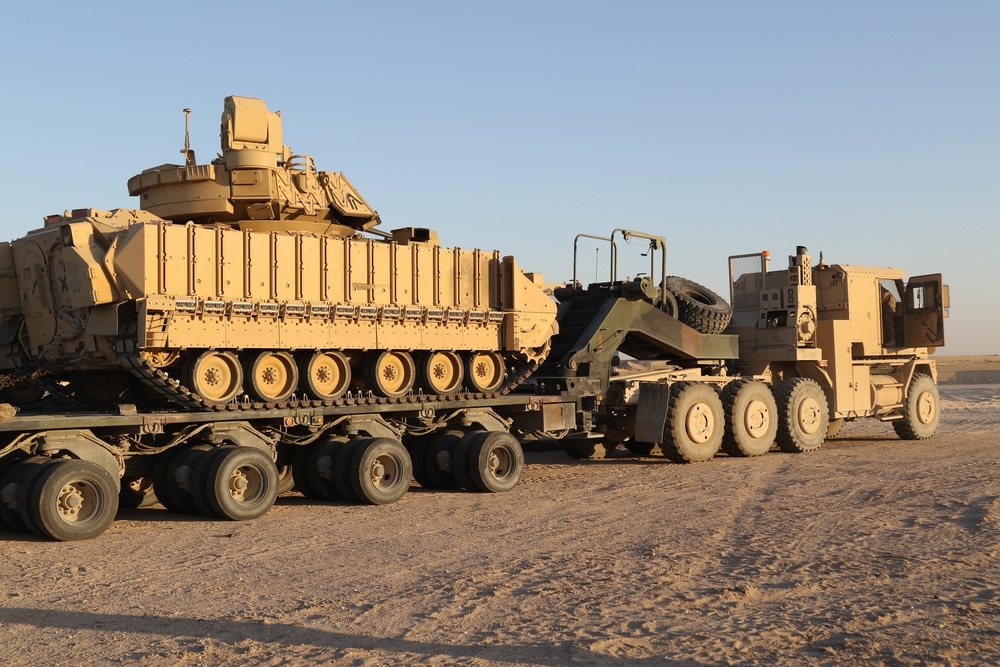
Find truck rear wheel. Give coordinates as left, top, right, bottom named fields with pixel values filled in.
left=661, top=382, right=725, bottom=462
left=775, top=378, right=829, bottom=453
left=893, top=374, right=939, bottom=440
left=422, top=431, right=465, bottom=489
left=721, top=380, right=777, bottom=457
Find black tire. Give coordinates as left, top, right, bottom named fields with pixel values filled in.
left=152, top=447, right=188, bottom=512
left=565, top=438, right=618, bottom=460
left=450, top=433, right=479, bottom=491
left=347, top=437, right=412, bottom=505
left=306, top=437, right=351, bottom=501
left=422, top=431, right=464, bottom=490
left=24, top=459, right=119, bottom=541
left=893, top=374, right=940, bottom=440
left=292, top=443, right=322, bottom=499
left=275, top=462, right=296, bottom=496
left=119, top=475, right=159, bottom=509
left=0, top=457, right=50, bottom=532
left=664, top=276, right=733, bottom=335
left=161, top=445, right=214, bottom=515
left=466, top=431, right=523, bottom=493
left=775, top=377, right=829, bottom=453
left=661, top=382, right=725, bottom=463
left=406, top=435, right=433, bottom=488
left=334, top=438, right=368, bottom=502
left=721, top=380, right=778, bottom=457
left=203, top=446, right=279, bottom=521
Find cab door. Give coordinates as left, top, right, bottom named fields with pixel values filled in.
left=902, top=274, right=948, bottom=348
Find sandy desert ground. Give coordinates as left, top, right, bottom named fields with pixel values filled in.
left=0, top=375, right=997, bottom=666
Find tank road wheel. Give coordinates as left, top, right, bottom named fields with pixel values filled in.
left=775, top=377, right=830, bottom=453
left=366, top=351, right=416, bottom=398
left=420, top=351, right=464, bottom=395
left=466, top=352, right=505, bottom=393
left=187, top=350, right=243, bottom=406
left=893, top=374, right=940, bottom=440
left=721, top=380, right=778, bottom=457
left=72, top=371, right=130, bottom=406
left=301, top=351, right=351, bottom=401
left=23, top=459, right=119, bottom=541
left=203, top=446, right=279, bottom=521
left=0, top=379, right=45, bottom=405
left=245, top=351, right=298, bottom=403
left=661, top=382, right=725, bottom=463
left=465, top=432, right=524, bottom=493
left=347, top=437, right=412, bottom=505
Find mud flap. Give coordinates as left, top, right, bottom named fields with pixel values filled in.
left=634, top=383, right=671, bottom=444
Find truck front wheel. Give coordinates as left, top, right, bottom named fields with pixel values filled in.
left=893, top=374, right=939, bottom=440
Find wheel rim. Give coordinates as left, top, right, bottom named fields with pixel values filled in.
left=486, top=446, right=514, bottom=482
left=248, top=351, right=297, bottom=402
left=228, top=464, right=265, bottom=503
left=305, top=352, right=350, bottom=400
left=685, top=401, right=716, bottom=444
left=915, top=391, right=935, bottom=425
left=55, top=480, right=99, bottom=524
left=797, top=396, right=823, bottom=435
left=743, top=398, right=771, bottom=438
left=369, top=452, right=402, bottom=489
left=189, top=351, right=242, bottom=404
left=370, top=351, right=415, bottom=397
left=424, top=351, right=463, bottom=394
left=467, top=352, right=504, bottom=392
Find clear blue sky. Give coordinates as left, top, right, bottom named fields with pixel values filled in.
left=1, top=1, right=996, bottom=354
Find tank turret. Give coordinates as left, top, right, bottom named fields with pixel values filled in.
left=127, top=96, right=380, bottom=237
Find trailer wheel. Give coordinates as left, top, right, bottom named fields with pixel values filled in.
left=334, top=438, right=368, bottom=502
left=775, top=378, right=829, bottom=453
left=893, top=374, right=939, bottom=440
left=203, top=446, right=279, bottom=521
left=465, top=432, right=523, bottom=493
left=566, top=438, right=618, bottom=460
left=0, top=457, right=50, bottom=532
left=119, top=475, right=158, bottom=509
left=661, top=382, right=724, bottom=462
left=159, top=445, right=215, bottom=515
left=152, top=447, right=188, bottom=512
left=24, top=459, right=119, bottom=541
left=347, top=437, right=412, bottom=505
left=405, top=435, right=433, bottom=488
left=422, top=431, right=465, bottom=490
left=721, top=380, right=777, bottom=457
left=664, top=276, right=733, bottom=335
left=306, top=437, right=351, bottom=501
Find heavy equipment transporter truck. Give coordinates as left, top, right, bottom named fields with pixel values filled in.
left=0, top=227, right=947, bottom=540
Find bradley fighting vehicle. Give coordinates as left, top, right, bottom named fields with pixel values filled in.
left=0, top=96, right=557, bottom=408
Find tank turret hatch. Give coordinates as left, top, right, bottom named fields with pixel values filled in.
left=126, top=96, right=380, bottom=237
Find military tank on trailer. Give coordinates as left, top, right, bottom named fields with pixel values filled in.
left=0, top=96, right=557, bottom=408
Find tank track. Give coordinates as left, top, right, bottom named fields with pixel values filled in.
left=115, top=322, right=542, bottom=412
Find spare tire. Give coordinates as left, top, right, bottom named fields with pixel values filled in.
left=665, top=276, right=733, bottom=335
